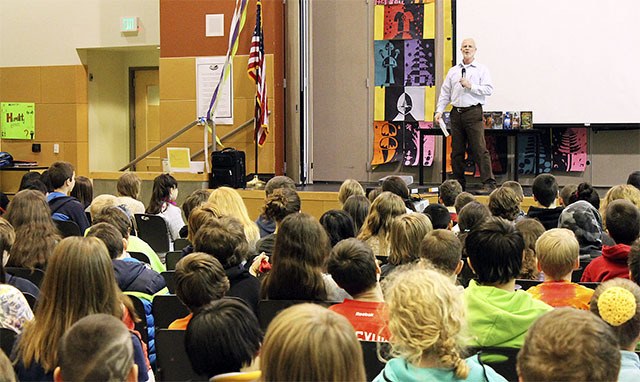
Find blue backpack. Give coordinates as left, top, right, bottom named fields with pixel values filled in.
left=0, top=152, right=13, bottom=168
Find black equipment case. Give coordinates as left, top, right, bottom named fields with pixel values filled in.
left=209, top=147, right=246, bottom=189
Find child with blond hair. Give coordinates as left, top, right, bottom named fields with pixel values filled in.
left=375, top=267, right=506, bottom=381
left=526, top=228, right=594, bottom=309
left=589, top=278, right=640, bottom=381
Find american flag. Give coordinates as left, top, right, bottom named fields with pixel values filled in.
left=247, top=0, right=269, bottom=147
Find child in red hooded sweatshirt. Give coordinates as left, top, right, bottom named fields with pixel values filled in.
left=581, top=199, right=640, bottom=282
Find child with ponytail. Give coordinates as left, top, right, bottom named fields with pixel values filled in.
left=589, top=278, right=640, bottom=381
left=375, top=266, right=507, bottom=382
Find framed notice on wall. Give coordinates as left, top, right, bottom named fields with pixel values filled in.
left=196, top=57, right=233, bottom=125
left=1, top=102, right=35, bottom=140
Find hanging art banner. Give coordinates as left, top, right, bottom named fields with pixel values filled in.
left=372, top=0, right=441, bottom=167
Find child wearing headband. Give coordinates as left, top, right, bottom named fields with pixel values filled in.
left=590, top=278, right=640, bottom=381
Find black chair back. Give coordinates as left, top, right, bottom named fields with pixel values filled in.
left=23, top=292, right=37, bottom=310
left=126, top=294, right=149, bottom=345
left=161, top=271, right=176, bottom=294
left=5, top=267, right=45, bottom=288
left=165, top=251, right=182, bottom=271
left=173, top=238, right=190, bottom=251
left=515, top=279, right=542, bottom=291
left=129, top=251, right=150, bottom=264
left=152, top=294, right=190, bottom=329
left=360, top=341, right=389, bottom=381
left=155, top=329, right=205, bottom=382
left=54, top=219, right=82, bottom=237
left=571, top=259, right=592, bottom=282
left=0, top=328, right=16, bottom=356
left=578, top=281, right=600, bottom=290
left=134, top=214, right=171, bottom=253
left=472, top=346, right=520, bottom=382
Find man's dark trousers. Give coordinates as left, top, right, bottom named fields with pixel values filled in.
left=450, top=104, right=495, bottom=187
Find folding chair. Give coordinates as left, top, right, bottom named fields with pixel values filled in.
left=152, top=294, right=189, bottom=329
left=0, top=328, right=17, bottom=357
left=129, top=251, right=150, bottom=264
left=134, top=214, right=171, bottom=253
left=515, top=279, right=542, bottom=291
left=571, top=259, right=591, bottom=282
left=5, top=267, right=45, bottom=288
left=127, top=294, right=149, bottom=346
left=472, top=346, right=521, bottom=382
left=155, top=329, right=205, bottom=381
left=22, top=292, right=37, bottom=310
left=578, top=281, right=600, bottom=290
left=165, top=251, right=182, bottom=271
left=173, top=238, right=190, bottom=251
left=161, top=271, right=176, bottom=294
left=54, top=219, right=82, bottom=237
left=360, top=341, right=389, bottom=381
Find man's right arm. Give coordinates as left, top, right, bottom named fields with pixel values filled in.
left=435, top=69, right=453, bottom=120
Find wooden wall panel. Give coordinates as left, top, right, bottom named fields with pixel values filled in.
left=0, top=67, right=41, bottom=102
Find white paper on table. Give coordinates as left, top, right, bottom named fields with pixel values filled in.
left=438, top=118, right=450, bottom=137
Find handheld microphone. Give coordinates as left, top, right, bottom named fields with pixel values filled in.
left=462, top=67, right=466, bottom=78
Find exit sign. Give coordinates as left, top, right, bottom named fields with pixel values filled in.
left=121, top=17, right=138, bottom=33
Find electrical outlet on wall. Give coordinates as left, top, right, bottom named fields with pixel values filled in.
left=53, top=144, right=59, bottom=154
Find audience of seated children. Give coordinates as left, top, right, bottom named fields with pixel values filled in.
left=582, top=199, right=640, bottom=282
left=419, top=229, right=464, bottom=283
left=46, top=161, right=91, bottom=232
left=558, top=200, right=606, bottom=260
left=146, top=173, right=184, bottom=243
left=381, top=213, right=432, bottom=277
left=526, top=228, right=594, bottom=309
left=0, top=218, right=39, bottom=298
left=178, top=189, right=211, bottom=238
left=181, top=202, right=222, bottom=257
left=526, top=174, right=564, bottom=230
left=260, top=303, right=366, bottom=381
left=327, top=238, right=389, bottom=342
left=116, top=172, right=145, bottom=215
left=256, top=187, right=301, bottom=254
left=338, top=178, right=366, bottom=206
left=375, top=267, right=507, bottom=382
left=456, top=201, right=491, bottom=240
left=589, top=278, right=640, bottom=381
left=488, top=187, right=521, bottom=222
left=342, top=194, right=371, bottom=235
left=517, top=308, right=620, bottom=382
left=208, top=186, right=261, bottom=250
left=559, top=183, right=578, bottom=207
left=17, top=171, right=47, bottom=194
left=70, top=176, right=93, bottom=211
left=255, top=175, right=296, bottom=238
left=514, top=218, right=545, bottom=280
left=185, top=299, right=262, bottom=381
left=382, top=176, right=416, bottom=212
left=92, top=206, right=165, bottom=273
left=439, top=180, right=463, bottom=223
left=259, top=213, right=349, bottom=302
left=319, top=209, right=356, bottom=248
left=568, top=182, right=601, bottom=210
left=357, top=192, right=406, bottom=257
left=463, top=217, right=552, bottom=347
left=629, top=170, right=640, bottom=190
left=170, top=253, right=230, bottom=329
left=12, top=237, right=150, bottom=382
left=423, top=203, right=452, bottom=230
left=87, top=222, right=166, bottom=295
left=54, top=314, right=138, bottom=382
left=455, top=192, right=477, bottom=215
left=4, top=189, right=61, bottom=269
left=368, top=186, right=383, bottom=203
left=193, top=217, right=260, bottom=312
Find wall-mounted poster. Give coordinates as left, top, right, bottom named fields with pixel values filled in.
left=196, top=56, right=233, bottom=125
left=1, top=102, right=35, bottom=140
left=403, top=121, right=435, bottom=166
left=372, top=121, right=404, bottom=165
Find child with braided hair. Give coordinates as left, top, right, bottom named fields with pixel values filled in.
left=374, top=267, right=507, bottom=382
left=589, top=278, right=640, bottom=381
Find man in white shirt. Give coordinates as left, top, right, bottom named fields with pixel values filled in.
left=435, top=38, right=496, bottom=194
